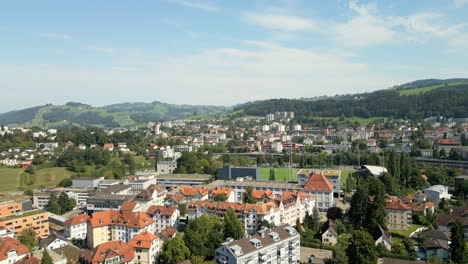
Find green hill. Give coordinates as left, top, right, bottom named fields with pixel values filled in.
left=0, top=101, right=228, bottom=128
left=235, top=82, right=468, bottom=120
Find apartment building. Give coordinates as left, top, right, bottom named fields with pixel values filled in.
left=146, top=206, right=179, bottom=233
left=86, top=210, right=155, bottom=248
left=211, top=187, right=236, bottom=203
left=215, top=225, right=300, bottom=264
left=180, top=186, right=209, bottom=202
left=385, top=197, right=435, bottom=230
left=0, top=237, right=30, bottom=264
left=64, top=214, right=89, bottom=240
left=0, top=210, right=49, bottom=238
left=80, top=240, right=134, bottom=264
left=0, top=201, right=22, bottom=217
left=128, top=231, right=160, bottom=264
left=133, top=185, right=167, bottom=211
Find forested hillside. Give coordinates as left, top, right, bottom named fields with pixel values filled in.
left=236, top=84, right=468, bottom=119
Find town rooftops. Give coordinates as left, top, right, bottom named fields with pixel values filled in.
left=434, top=138, right=461, bottom=145
left=425, top=185, right=448, bottom=193
left=251, top=190, right=274, bottom=199
left=211, top=187, right=233, bottom=198
left=64, top=214, right=89, bottom=226
left=0, top=237, right=29, bottom=261
left=88, top=210, right=154, bottom=228
left=303, top=173, right=333, bottom=192
left=224, top=225, right=298, bottom=256
left=120, top=201, right=138, bottom=212
left=80, top=240, right=134, bottom=264
left=128, top=231, right=158, bottom=249
left=146, top=205, right=177, bottom=216
left=180, top=186, right=208, bottom=197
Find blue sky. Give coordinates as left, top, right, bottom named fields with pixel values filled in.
left=1, top=0, right=468, bottom=112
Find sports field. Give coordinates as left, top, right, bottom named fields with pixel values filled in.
left=260, top=168, right=299, bottom=181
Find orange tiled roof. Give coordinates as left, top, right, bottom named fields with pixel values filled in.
left=251, top=190, right=273, bottom=199
left=188, top=201, right=278, bottom=215
left=166, top=193, right=186, bottom=204
left=180, top=186, right=208, bottom=197
left=128, top=231, right=158, bottom=249
left=435, top=138, right=461, bottom=145
left=88, top=210, right=154, bottom=228
left=64, top=214, right=90, bottom=226
left=0, top=237, right=29, bottom=261
left=80, top=241, right=134, bottom=264
left=146, top=206, right=177, bottom=216
left=13, top=256, right=41, bottom=264
left=303, top=173, right=333, bottom=192
left=120, top=201, right=138, bottom=212
left=211, top=187, right=233, bottom=197
left=103, top=143, right=114, bottom=149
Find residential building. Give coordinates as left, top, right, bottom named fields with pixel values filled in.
left=128, top=231, right=160, bottom=264
left=39, top=234, right=67, bottom=250
left=133, top=185, right=167, bottom=211
left=437, top=202, right=468, bottom=239
left=297, top=170, right=341, bottom=197
left=86, top=210, right=155, bottom=248
left=265, top=114, right=274, bottom=122
left=156, top=161, right=177, bottom=174
left=0, top=237, right=29, bottom=264
left=80, top=240, right=134, bottom=264
left=0, top=202, right=22, bottom=217
left=214, top=225, right=300, bottom=264
left=180, top=186, right=209, bottom=202
left=0, top=226, right=14, bottom=238
left=174, top=145, right=193, bottom=152
left=303, top=174, right=334, bottom=210
left=146, top=206, right=179, bottom=233
left=321, top=220, right=338, bottom=245
left=373, top=225, right=392, bottom=251
left=211, top=187, right=236, bottom=203
left=64, top=214, right=89, bottom=240
left=0, top=210, right=49, bottom=238
left=417, top=229, right=451, bottom=262
left=424, top=185, right=451, bottom=201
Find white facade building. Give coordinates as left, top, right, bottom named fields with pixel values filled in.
left=215, top=225, right=300, bottom=264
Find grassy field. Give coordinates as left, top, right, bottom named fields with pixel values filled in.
left=0, top=168, right=24, bottom=192
left=260, top=168, right=299, bottom=181
left=390, top=224, right=424, bottom=237
left=0, top=167, right=70, bottom=191
left=340, top=169, right=357, bottom=189
left=344, top=116, right=385, bottom=124
left=400, top=82, right=468, bottom=95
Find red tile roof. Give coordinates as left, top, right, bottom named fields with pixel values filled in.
left=80, top=241, right=134, bottom=264
left=64, top=214, right=89, bottom=226
left=88, top=210, right=154, bottom=228
left=250, top=190, right=273, bottom=199
left=13, top=256, right=41, bottom=264
left=146, top=206, right=177, bottom=216
left=303, top=173, right=333, bottom=192
left=166, top=193, right=186, bottom=204
left=211, top=187, right=233, bottom=198
left=180, top=186, right=208, bottom=197
left=435, top=138, right=461, bottom=145
left=128, top=231, right=158, bottom=249
left=103, top=143, right=114, bottom=149
left=0, top=237, right=29, bottom=261
left=120, top=201, right=138, bottom=212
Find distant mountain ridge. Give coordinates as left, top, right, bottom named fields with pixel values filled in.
left=0, top=101, right=228, bottom=128
left=1, top=78, right=467, bottom=127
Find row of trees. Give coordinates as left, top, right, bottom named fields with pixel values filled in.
left=160, top=211, right=245, bottom=263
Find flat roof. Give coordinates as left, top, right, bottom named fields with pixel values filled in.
left=156, top=174, right=210, bottom=179
left=208, top=179, right=303, bottom=190
left=0, top=210, right=45, bottom=221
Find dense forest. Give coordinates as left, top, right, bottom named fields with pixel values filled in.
left=236, top=84, right=468, bottom=119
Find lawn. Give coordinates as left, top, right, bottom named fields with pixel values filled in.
left=260, top=168, right=299, bottom=181
left=340, top=169, right=357, bottom=190
left=344, top=116, right=385, bottom=124
left=0, top=167, right=70, bottom=191
left=0, top=168, right=24, bottom=192
left=390, top=224, right=424, bottom=237
left=134, top=156, right=155, bottom=170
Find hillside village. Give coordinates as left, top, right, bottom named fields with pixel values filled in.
left=0, top=112, right=466, bottom=264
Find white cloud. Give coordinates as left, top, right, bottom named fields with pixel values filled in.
left=166, top=0, right=217, bottom=12
left=86, top=46, right=116, bottom=55
left=39, top=32, right=72, bottom=40
left=332, top=1, right=395, bottom=46
left=394, top=12, right=460, bottom=40
left=0, top=41, right=405, bottom=112
left=453, top=0, right=468, bottom=7
left=243, top=12, right=316, bottom=32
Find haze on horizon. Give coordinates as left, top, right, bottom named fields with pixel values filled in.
left=1, top=0, right=468, bottom=113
